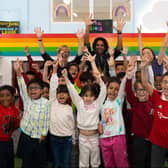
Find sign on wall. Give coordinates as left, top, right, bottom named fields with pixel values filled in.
left=0, top=21, right=20, bottom=34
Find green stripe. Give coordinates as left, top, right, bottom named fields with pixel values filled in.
left=0, top=46, right=167, bottom=56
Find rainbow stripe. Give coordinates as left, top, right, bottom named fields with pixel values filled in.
left=0, top=33, right=167, bottom=56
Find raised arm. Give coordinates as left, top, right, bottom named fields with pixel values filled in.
left=158, top=22, right=168, bottom=65
left=108, top=47, right=116, bottom=76
left=84, top=14, right=94, bottom=46
left=49, top=61, right=59, bottom=101
left=43, top=60, right=53, bottom=84
left=137, top=25, right=144, bottom=56
left=62, top=69, right=82, bottom=108
left=14, top=58, right=29, bottom=101
left=121, top=47, right=128, bottom=71
left=24, top=46, right=33, bottom=70
left=141, top=59, right=154, bottom=95
left=76, top=29, right=85, bottom=56
left=125, top=56, right=137, bottom=105
left=113, top=18, right=126, bottom=52
left=34, top=27, right=46, bottom=54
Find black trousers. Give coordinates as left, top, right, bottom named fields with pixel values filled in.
left=19, top=132, right=48, bottom=168
left=132, top=135, right=151, bottom=168
left=0, top=139, right=14, bottom=168
left=151, top=143, right=168, bottom=168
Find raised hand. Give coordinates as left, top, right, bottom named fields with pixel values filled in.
left=84, top=14, right=94, bottom=26
left=85, top=52, right=96, bottom=63
left=34, top=27, right=44, bottom=40
left=24, top=46, right=30, bottom=55
left=76, top=29, right=85, bottom=40
left=45, top=60, right=53, bottom=67
left=14, top=58, right=20, bottom=72
left=121, top=47, right=128, bottom=56
left=62, top=68, right=68, bottom=81
left=137, top=25, right=142, bottom=34
left=108, top=47, right=115, bottom=56
left=113, top=18, right=126, bottom=33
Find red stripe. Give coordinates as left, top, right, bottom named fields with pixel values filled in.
left=0, top=33, right=166, bottom=38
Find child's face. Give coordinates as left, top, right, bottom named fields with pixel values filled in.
left=154, top=76, right=162, bottom=90
left=115, top=65, right=125, bottom=75
left=58, top=77, right=66, bottom=85
left=142, top=48, right=154, bottom=63
left=56, top=92, right=69, bottom=104
left=28, top=83, right=43, bottom=100
left=136, top=71, right=141, bottom=81
left=135, top=82, right=149, bottom=102
left=107, top=82, right=120, bottom=101
left=0, top=90, right=14, bottom=107
left=161, top=75, right=168, bottom=99
left=68, top=65, right=78, bottom=79
left=82, top=91, right=95, bottom=105
left=60, top=47, right=70, bottom=62
left=42, top=87, right=49, bottom=99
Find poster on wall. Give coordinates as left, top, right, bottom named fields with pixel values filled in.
left=0, top=21, right=20, bottom=34
left=90, top=19, right=113, bottom=33
left=112, top=0, right=131, bottom=21
left=73, top=0, right=89, bottom=21
left=52, top=0, right=71, bottom=22
left=94, top=0, right=110, bottom=19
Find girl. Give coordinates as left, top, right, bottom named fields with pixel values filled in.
left=0, top=85, right=20, bottom=168
left=49, top=61, right=75, bottom=168
left=99, top=75, right=129, bottom=168
left=62, top=53, right=106, bottom=168
left=141, top=58, right=168, bottom=168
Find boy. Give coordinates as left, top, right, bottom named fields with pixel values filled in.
left=14, top=58, right=50, bottom=168
left=0, top=85, right=20, bottom=168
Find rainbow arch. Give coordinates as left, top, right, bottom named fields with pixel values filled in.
left=0, top=33, right=167, bottom=57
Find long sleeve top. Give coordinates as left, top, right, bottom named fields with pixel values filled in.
left=49, top=73, right=75, bottom=136
left=17, top=76, right=50, bottom=139
left=0, top=104, right=19, bottom=141
left=125, top=78, right=153, bottom=138
left=66, top=80, right=106, bottom=130
left=100, top=77, right=126, bottom=138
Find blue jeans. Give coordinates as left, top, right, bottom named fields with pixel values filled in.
left=0, top=139, right=14, bottom=168
left=49, top=134, right=72, bottom=168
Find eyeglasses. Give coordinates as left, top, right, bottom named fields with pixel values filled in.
left=162, top=80, right=168, bottom=84
left=28, top=86, right=42, bottom=90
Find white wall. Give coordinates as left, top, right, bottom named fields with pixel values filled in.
left=1, top=0, right=164, bottom=33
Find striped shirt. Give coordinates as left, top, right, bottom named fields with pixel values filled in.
left=17, top=76, right=50, bottom=139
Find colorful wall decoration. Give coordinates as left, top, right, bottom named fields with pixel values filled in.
left=0, top=33, right=167, bottom=57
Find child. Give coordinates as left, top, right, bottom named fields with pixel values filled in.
left=49, top=60, right=74, bottom=168
left=99, top=74, right=129, bottom=168
left=0, top=85, right=19, bottom=168
left=42, top=82, right=50, bottom=99
left=141, top=58, right=168, bottom=168
left=14, top=58, right=50, bottom=168
left=125, top=62, right=153, bottom=168
left=62, top=53, right=106, bottom=168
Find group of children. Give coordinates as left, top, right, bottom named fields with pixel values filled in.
left=1, top=15, right=168, bottom=168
